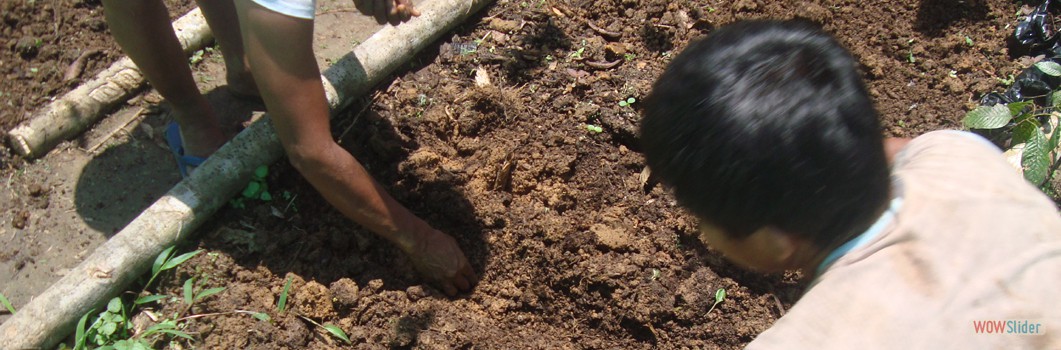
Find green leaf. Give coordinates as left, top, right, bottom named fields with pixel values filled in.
left=586, top=124, right=603, bottom=133
left=1036, top=61, right=1061, bottom=76
left=1012, top=120, right=1039, bottom=145
left=183, top=278, right=195, bottom=305
left=1007, top=101, right=1034, bottom=117
left=618, top=100, right=628, bottom=107
left=100, top=321, right=118, bottom=336
left=1048, top=119, right=1061, bottom=151
left=1051, top=91, right=1061, bottom=108
left=161, top=249, right=203, bottom=271
left=260, top=191, right=273, bottom=201
left=323, top=324, right=353, bottom=344
left=106, top=297, right=123, bottom=314
left=1022, top=127, right=1051, bottom=185
left=963, top=104, right=1013, bottom=129
left=254, top=165, right=269, bottom=180
left=153, top=328, right=195, bottom=340
left=714, top=288, right=727, bottom=303
left=195, top=287, right=226, bottom=302
left=141, top=321, right=177, bottom=337
left=252, top=312, right=271, bottom=322
left=627, top=97, right=636, bottom=104
left=134, top=294, right=169, bottom=305
left=74, top=309, right=93, bottom=350
left=242, top=181, right=262, bottom=199
left=153, top=246, right=176, bottom=277
left=278, top=276, right=293, bottom=313
left=0, top=292, right=15, bottom=315
left=130, top=340, right=153, bottom=350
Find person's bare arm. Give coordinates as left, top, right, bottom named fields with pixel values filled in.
left=884, top=137, right=911, bottom=165
left=235, top=0, right=476, bottom=295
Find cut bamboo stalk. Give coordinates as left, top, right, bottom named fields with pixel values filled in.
left=6, top=8, right=213, bottom=159
left=0, top=0, right=492, bottom=348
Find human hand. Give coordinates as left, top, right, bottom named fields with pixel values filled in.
left=404, top=229, right=477, bottom=296
left=353, top=0, right=421, bottom=25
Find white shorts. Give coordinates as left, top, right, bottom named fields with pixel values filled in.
left=250, top=0, right=316, bottom=19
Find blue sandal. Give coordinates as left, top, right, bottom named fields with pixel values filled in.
left=164, top=122, right=207, bottom=178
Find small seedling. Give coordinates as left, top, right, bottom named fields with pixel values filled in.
left=182, top=277, right=226, bottom=306
left=277, top=276, right=293, bottom=313
left=948, top=70, right=958, bottom=78
left=707, top=288, right=726, bottom=314
left=624, top=53, right=636, bottom=61
left=189, top=50, right=205, bottom=65
left=299, top=316, right=352, bottom=344
left=585, top=124, right=603, bottom=133
left=618, top=97, right=636, bottom=107
left=569, top=47, right=585, bottom=60
left=965, top=36, right=974, bottom=46
left=907, top=50, right=916, bottom=63
left=0, top=292, right=15, bottom=314
left=147, top=246, right=203, bottom=289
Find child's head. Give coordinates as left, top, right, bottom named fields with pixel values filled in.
left=641, top=20, right=890, bottom=272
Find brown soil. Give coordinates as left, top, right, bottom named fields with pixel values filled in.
left=0, top=0, right=1044, bottom=348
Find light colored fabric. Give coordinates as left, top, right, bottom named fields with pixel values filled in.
left=747, top=130, right=1061, bottom=349
left=250, top=0, right=316, bottom=19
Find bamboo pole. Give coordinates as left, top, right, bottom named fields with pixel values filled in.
left=6, top=9, right=214, bottom=160
left=0, top=0, right=493, bottom=347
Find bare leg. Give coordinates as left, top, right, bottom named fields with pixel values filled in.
left=101, top=0, right=225, bottom=158
left=234, top=0, right=476, bottom=295
left=195, top=0, right=259, bottom=97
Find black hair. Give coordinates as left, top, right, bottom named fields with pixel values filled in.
left=640, top=20, right=890, bottom=249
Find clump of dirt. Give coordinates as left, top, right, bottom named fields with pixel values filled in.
left=0, top=0, right=195, bottom=132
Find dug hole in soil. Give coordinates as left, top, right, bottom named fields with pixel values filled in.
left=0, top=0, right=1043, bottom=348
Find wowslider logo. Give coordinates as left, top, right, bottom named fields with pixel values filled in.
left=972, top=320, right=1044, bottom=335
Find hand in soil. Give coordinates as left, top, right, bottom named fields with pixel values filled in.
left=353, top=0, right=421, bottom=25
left=406, top=229, right=477, bottom=296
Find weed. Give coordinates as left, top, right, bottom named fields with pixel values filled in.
left=965, top=36, right=974, bottom=46
left=298, top=315, right=352, bottom=344
left=74, top=246, right=205, bottom=349
left=569, top=47, right=585, bottom=60
left=618, top=97, right=636, bottom=107
left=0, top=292, right=15, bottom=314
left=585, top=124, right=603, bottom=133
left=278, top=276, right=293, bottom=313
left=997, top=74, right=1016, bottom=86
left=183, top=277, right=226, bottom=307
left=624, top=53, right=636, bottom=61
left=232, top=165, right=274, bottom=208
left=707, top=288, right=726, bottom=314
left=189, top=50, right=204, bottom=65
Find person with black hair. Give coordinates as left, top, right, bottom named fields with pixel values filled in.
left=641, top=20, right=1060, bottom=347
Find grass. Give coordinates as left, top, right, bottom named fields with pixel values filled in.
left=0, top=292, right=15, bottom=314
left=72, top=246, right=228, bottom=349
left=277, top=276, right=293, bottom=313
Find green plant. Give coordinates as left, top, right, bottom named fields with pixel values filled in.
left=277, top=276, right=293, bottom=313
left=618, top=97, right=636, bottom=107
left=965, top=36, right=974, bottom=46
left=183, top=277, right=226, bottom=307
left=963, top=62, right=1061, bottom=187
left=585, top=124, right=603, bottom=133
left=298, top=316, right=352, bottom=344
left=707, top=288, right=726, bottom=314
left=231, top=165, right=274, bottom=208
left=0, top=292, right=14, bottom=314
left=74, top=247, right=205, bottom=350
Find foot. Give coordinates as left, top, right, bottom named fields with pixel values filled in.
left=170, top=102, right=227, bottom=158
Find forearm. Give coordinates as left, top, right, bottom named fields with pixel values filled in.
left=292, top=143, right=431, bottom=252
